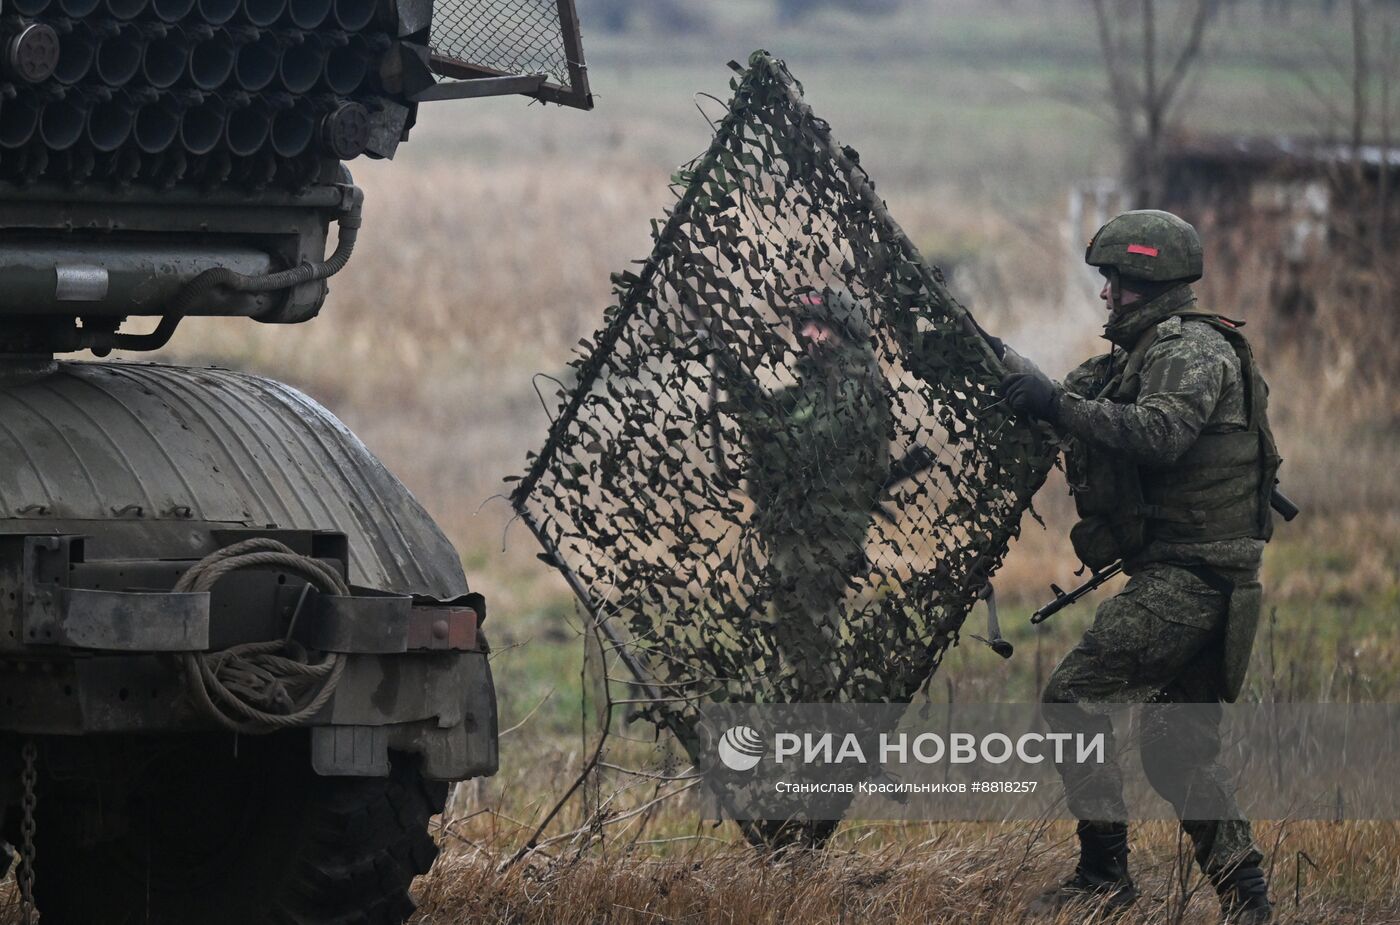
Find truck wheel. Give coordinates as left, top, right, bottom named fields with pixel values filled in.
left=31, top=733, right=446, bottom=925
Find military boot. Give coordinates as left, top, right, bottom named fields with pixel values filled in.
left=1211, top=862, right=1273, bottom=924
left=1030, top=822, right=1139, bottom=916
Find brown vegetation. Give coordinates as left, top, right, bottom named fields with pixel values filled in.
left=156, top=157, right=1398, bottom=606
left=90, top=157, right=1395, bottom=925
left=52, top=12, right=1397, bottom=914
left=409, top=820, right=1400, bottom=924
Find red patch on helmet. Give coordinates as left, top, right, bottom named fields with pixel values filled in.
left=1126, top=244, right=1160, bottom=257
left=802, top=292, right=824, bottom=305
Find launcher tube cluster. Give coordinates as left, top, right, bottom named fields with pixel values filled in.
left=0, top=0, right=428, bottom=189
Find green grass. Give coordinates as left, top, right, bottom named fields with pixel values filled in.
left=491, top=585, right=1400, bottom=758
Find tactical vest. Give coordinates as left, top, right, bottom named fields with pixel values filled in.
left=1066, top=314, right=1282, bottom=570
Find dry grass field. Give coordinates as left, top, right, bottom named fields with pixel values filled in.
left=6, top=1, right=1396, bottom=922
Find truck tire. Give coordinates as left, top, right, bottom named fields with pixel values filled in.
left=31, top=733, right=446, bottom=925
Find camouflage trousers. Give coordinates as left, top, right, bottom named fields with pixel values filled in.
left=1042, top=562, right=1262, bottom=874
left=762, top=531, right=865, bottom=700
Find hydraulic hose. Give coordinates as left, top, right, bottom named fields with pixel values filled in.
left=165, top=183, right=362, bottom=315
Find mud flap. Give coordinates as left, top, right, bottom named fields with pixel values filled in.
left=1220, top=580, right=1263, bottom=703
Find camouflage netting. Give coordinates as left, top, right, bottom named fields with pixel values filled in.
left=511, top=53, right=1055, bottom=747
left=430, top=0, right=575, bottom=90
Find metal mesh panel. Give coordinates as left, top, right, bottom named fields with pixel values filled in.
left=431, top=0, right=574, bottom=90
left=512, top=54, right=1055, bottom=757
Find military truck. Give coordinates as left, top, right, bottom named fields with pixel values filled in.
left=0, top=1, right=590, bottom=921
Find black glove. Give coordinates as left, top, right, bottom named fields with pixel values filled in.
left=1000, top=370, right=1059, bottom=421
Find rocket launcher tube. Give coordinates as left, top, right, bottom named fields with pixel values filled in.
left=39, top=88, right=89, bottom=150
left=0, top=93, right=41, bottom=148
left=288, top=0, right=331, bottom=31
left=324, top=33, right=386, bottom=95
left=188, top=27, right=239, bottom=90
left=332, top=0, right=375, bottom=32
left=132, top=88, right=196, bottom=151
left=242, top=0, right=287, bottom=27
left=105, top=0, right=149, bottom=20
left=56, top=0, right=101, bottom=18
left=278, top=31, right=330, bottom=93
left=87, top=88, right=141, bottom=150
left=234, top=31, right=281, bottom=91
left=94, top=23, right=145, bottom=87
left=195, top=0, right=239, bottom=27
left=223, top=90, right=292, bottom=156
left=141, top=24, right=190, bottom=88
left=178, top=92, right=224, bottom=154
left=324, top=39, right=368, bottom=94
left=52, top=19, right=105, bottom=85
left=150, top=0, right=196, bottom=23
left=269, top=97, right=313, bottom=155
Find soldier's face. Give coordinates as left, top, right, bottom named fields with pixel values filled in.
left=1099, top=277, right=1145, bottom=312
left=800, top=320, right=839, bottom=356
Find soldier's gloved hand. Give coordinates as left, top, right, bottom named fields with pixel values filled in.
left=1000, top=369, right=1059, bottom=421
left=1000, top=344, right=1041, bottom=376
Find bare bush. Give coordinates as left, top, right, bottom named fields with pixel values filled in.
left=776, top=0, right=908, bottom=25
left=578, top=0, right=708, bottom=34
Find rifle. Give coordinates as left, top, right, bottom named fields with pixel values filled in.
left=1029, top=562, right=1124, bottom=625
left=873, top=445, right=937, bottom=523
left=1030, top=486, right=1301, bottom=626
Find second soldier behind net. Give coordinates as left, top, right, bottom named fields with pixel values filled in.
left=719, top=287, right=891, bottom=702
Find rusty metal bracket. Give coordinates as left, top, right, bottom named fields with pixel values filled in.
left=21, top=535, right=211, bottom=651
left=21, top=535, right=79, bottom=646
left=406, top=601, right=478, bottom=651
left=59, top=589, right=209, bottom=651
left=295, top=589, right=412, bottom=654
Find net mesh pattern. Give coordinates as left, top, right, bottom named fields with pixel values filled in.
left=430, top=0, right=573, bottom=89
left=512, top=53, right=1055, bottom=750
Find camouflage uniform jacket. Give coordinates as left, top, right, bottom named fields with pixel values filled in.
left=734, top=344, right=891, bottom=542
left=1054, top=285, right=1264, bottom=577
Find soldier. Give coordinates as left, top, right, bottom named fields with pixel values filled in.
left=720, top=287, right=891, bottom=701
left=999, top=210, right=1279, bottom=922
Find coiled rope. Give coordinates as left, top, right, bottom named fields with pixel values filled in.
left=176, top=538, right=349, bottom=734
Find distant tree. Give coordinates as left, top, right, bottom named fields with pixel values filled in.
left=1090, top=0, right=1222, bottom=205
left=651, top=0, right=708, bottom=34
left=776, top=0, right=905, bottom=26
left=580, top=0, right=706, bottom=34
left=582, top=0, right=630, bottom=33
left=1313, top=0, right=1398, bottom=251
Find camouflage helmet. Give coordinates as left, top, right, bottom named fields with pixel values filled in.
left=795, top=286, right=870, bottom=342
left=1085, top=209, right=1203, bottom=284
